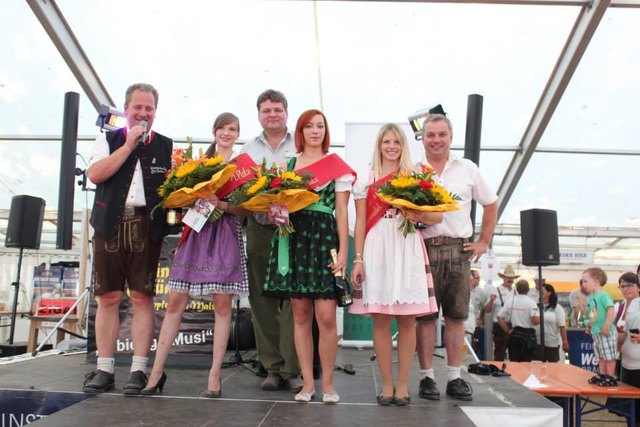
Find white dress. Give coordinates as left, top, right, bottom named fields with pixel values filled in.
left=349, top=175, right=438, bottom=316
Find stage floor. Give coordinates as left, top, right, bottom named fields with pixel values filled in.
left=0, top=347, right=562, bottom=427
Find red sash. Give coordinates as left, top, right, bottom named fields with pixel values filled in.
left=365, top=172, right=395, bottom=235
left=178, top=153, right=257, bottom=247
left=217, top=153, right=257, bottom=198
left=296, top=154, right=356, bottom=190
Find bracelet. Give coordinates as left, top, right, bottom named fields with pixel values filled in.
left=352, top=259, right=364, bottom=264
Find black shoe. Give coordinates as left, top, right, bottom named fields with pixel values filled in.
left=141, top=372, right=167, bottom=396
left=588, top=373, right=605, bottom=384
left=123, top=370, right=148, bottom=395
left=394, top=395, right=411, bottom=406
left=83, top=370, right=115, bottom=394
left=446, top=378, right=473, bottom=401
left=418, top=377, right=440, bottom=400
left=376, top=391, right=395, bottom=406
left=201, top=378, right=222, bottom=398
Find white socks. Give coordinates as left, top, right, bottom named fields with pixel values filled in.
left=130, top=356, right=149, bottom=373
left=97, top=357, right=115, bottom=374
left=420, top=368, right=435, bottom=380
left=446, top=365, right=461, bottom=382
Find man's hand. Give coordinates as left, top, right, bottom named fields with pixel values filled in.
left=125, top=123, right=146, bottom=150
left=464, top=240, right=489, bottom=263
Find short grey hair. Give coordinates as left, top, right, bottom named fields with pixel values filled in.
left=422, top=113, right=453, bottom=135
left=125, top=83, right=159, bottom=108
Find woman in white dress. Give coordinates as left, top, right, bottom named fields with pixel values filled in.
left=350, top=123, right=440, bottom=406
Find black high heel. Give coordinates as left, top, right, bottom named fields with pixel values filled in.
left=140, top=372, right=167, bottom=395
left=201, top=378, right=222, bottom=398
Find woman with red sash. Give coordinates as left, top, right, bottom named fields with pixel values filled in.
left=142, top=113, right=250, bottom=398
left=350, top=123, right=440, bottom=406
left=263, top=109, right=355, bottom=404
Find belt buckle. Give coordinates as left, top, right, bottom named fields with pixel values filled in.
left=430, top=236, right=445, bottom=246
left=123, top=206, right=135, bottom=220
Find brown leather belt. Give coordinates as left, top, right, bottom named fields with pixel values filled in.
left=425, top=236, right=468, bottom=246
left=122, top=206, right=147, bottom=220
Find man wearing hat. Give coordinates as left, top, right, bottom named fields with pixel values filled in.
left=485, top=265, right=520, bottom=361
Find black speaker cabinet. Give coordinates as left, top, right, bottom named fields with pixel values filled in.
left=520, top=209, right=560, bottom=266
left=5, top=195, right=46, bottom=249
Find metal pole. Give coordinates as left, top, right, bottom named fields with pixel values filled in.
left=464, top=94, right=483, bottom=238
left=9, top=247, right=24, bottom=345
left=539, top=264, right=546, bottom=354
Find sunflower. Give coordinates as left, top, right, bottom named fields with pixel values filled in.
left=246, top=175, right=268, bottom=195
left=279, top=171, right=302, bottom=181
left=175, top=160, right=199, bottom=178
left=433, top=184, right=455, bottom=204
left=203, top=154, right=223, bottom=167
left=390, top=176, right=419, bottom=188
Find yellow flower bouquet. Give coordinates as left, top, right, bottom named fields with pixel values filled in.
left=376, top=165, right=460, bottom=236
left=152, top=138, right=237, bottom=220
left=229, top=161, right=319, bottom=235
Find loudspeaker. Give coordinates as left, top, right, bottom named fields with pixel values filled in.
left=520, top=209, right=560, bottom=266
left=57, top=91, right=79, bottom=250
left=5, top=195, right=46, bottom=249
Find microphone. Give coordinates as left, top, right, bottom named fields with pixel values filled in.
left=138, top=120, right=148, bottom=146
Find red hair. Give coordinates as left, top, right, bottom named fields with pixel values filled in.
left=294, top=109, right=331, bottom=154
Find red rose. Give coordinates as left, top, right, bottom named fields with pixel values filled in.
left=419, top=180, right=433, bottom=191
left=270, top=177, right=283, bottom=189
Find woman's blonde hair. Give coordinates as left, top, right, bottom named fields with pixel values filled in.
left=371, top=124, right=413, bottom=180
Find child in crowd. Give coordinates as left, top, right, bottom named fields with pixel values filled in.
left=582, top=267, right=617, bottom=386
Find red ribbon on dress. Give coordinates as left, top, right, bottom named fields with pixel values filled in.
left=216, top=153, right=258, bottom=198
left=365, top=171, right=395, bottom=236
left=295, top=153, right=356, bottom=190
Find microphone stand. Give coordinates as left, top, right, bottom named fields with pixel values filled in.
left=222, top=297, right=259, bottom=375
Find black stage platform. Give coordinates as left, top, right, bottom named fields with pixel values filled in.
left=0, top=348, right=562, bottom=426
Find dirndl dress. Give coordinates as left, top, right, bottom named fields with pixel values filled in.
left=263, top=157, right=354, bottom=300
left=168, top=213, right=249, bottom=297
left=349, top=177, right=437, bottom=316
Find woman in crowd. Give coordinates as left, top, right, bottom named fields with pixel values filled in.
left=142, top=113, right=248, bottom=398
left=536, top=284, right=569, bottom=362
left=350, top=124, right=439, bottom=406
left=263, top=109, right=355, bottom=404
left=615, top=272, right=640, bottom=332
left=611, top=272, right=640, bottom=424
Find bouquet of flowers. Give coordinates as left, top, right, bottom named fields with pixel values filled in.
left=152, top=138, right=237, bottom=221
left=229, top=161, right=319, bottom=236
left=375, top=165, right=460, bottom=236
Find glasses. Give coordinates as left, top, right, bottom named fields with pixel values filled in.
left=619, top=284, right=636, bottom=290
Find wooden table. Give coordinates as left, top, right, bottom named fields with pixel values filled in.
left=485, top=361, right=640, bottom=427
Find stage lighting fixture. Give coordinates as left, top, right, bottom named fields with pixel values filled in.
left=95, top=104, right=127, bottom=131
left=407, top=104, right=447, bottom=140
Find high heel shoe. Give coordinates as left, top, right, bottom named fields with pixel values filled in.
left=202, top=378, right=222, bottom=399
left=140, top=372, right=167, bottom=395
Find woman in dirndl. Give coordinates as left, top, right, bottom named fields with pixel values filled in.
left=263, top=109, right=355, bottom=404
left=350, top=123, right=440, bottom=406
left=143, top=112, right=248, bottom=398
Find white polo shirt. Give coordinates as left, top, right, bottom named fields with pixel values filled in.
left=420, top=153, right=498, bottom=239
left=498, top=294, right=539, bottom=329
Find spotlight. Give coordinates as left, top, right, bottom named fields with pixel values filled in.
left=95, top=104, right=127, bottom=131
left=408, top=104, right=447, bottom=140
